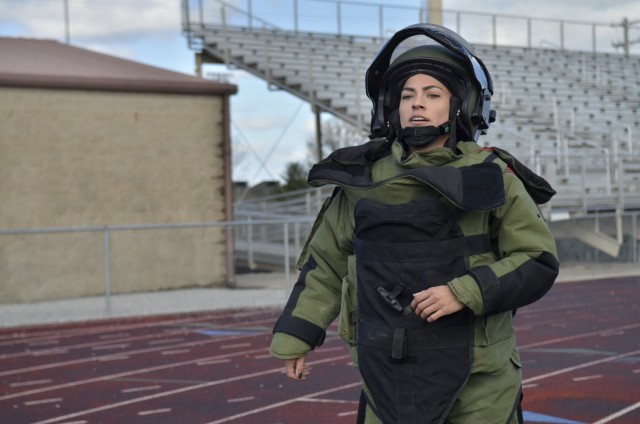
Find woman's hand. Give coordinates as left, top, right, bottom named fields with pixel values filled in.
left=284, top=356, right=310, bottom=381
left=410, top=285, right=465, bottom=322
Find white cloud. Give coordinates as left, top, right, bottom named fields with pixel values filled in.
left=3, top=0, right=640, bottom=183
left=0, top=0, right=192, bottom=43
left=241, top=115, right=287, bottom=131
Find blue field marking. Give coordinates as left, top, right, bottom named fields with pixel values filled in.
left=524, top=411, right=585, bottom=424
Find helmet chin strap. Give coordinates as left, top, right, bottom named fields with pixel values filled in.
left=397, top=96, right=461, bottom=150
left=398, top=122, right=450, bottom=148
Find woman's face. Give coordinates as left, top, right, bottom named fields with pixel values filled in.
left=399, top=73, right=452, bottom=135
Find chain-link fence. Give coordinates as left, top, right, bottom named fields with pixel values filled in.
left=239, top=212, right=640, bottom=279
left=549, top=211, right=639, bottom=268
left=1, top=211, right=638, bottom=307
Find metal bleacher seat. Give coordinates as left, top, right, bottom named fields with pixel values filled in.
left=184, top=4, right=640, bottom=215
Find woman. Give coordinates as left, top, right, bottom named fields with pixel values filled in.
left=270, top=23, right=559, bottom=424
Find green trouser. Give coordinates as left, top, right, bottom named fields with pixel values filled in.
left=359, top=358, right=522, bottom=424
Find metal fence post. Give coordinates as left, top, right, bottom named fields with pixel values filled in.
left=103, top=226, right=112, bottom=314
left=247, top=216, right=255, bottom=269
left=284, top=222, right=291, bottom=294
left=633, top=212, right=638, bottom=264
left=336, top=1, right=342, bottom=35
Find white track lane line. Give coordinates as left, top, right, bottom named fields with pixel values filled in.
left=519, top=323, right=640, bottom=349
left=137, top=407, right=172, bottom=416
left=227, top=396, right=255, bottom=403
left=1, top=334, right=342, bottom=402
left=0, top=320, right=275, bottom=377
left=0, top=346, right=267, bottom=401
left=30, top=354, right=352, bottom=424
left=9, top=379, right=52, bottom=388
left=523, top=348, right=640, bottom=384
left=0, top=315, right=218, bottom=349
left=120, top=385, right=162, bottom=394
left=98, top=333, right=131, bottom=340
left=1, top=329, right=185, bottom=360
left=0, top=308, right=272, bottom=350
left=571, top=374, right=602, bottom=381
left=205, top=381, right=362, bottom=424
left=160, top=349, right=191, bottom=356
left=24, top=397, right=63, bottom=406
left=337, top=410, right=359, bottom=417
left=591, top=400, right=640, bottom=424
left=0, top=314, right=275, bottom=360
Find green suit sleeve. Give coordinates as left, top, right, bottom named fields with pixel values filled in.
left=449, top=171, right=559, bottom=316
left=270, top=190, right=352, bottom=358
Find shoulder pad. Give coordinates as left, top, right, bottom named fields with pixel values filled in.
left=482, top=147, right=556, bottom=204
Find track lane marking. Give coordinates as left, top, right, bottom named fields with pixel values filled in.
left=0, top=308, right=269, bottom=341
left=9, top=379, right=52, bottom=387
left=161, top=349, right=191, bottom=355
left=0, top=315, right=220, bottom=348
left=0, top=312, right=275, bottom=352
left=98, top=333, right=131, bottom=340
left=523, top=348, right=640, bottom=384
left=196, top=358, right=231, bottom=366
left=1, top=316, right=278, bottom=366
left=591, top=400, right=640, bottom=424
left=147, top=337, right=184, bottom=345
left=571, top=374, right=602, bottom=381
left=227, top=396, right=255, bottom=403
left=121, top=385, right=162, bottom=394
left=0, top=329, right=189, bottom=360
left=519, top=323, right=640, bottom=349
left=24, top=397, right=63, bottom=406
left=337, top=410, right=359, bottom=417
left=29, top=354, right=352, bottom=424
left=0, top=337, right=342, bottom=402
left=0, top=328, right=271, bottom=376
left=137, top=407, right=172, bottom=415
left=205, top=380, right=361, bottom=424
left=0, top=346, right=267, bottom=401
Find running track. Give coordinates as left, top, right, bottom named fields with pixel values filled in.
left=1, top=277, right=639, bottom=423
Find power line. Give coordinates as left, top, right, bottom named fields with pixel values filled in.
left=612, top=17, right=640, bottom=56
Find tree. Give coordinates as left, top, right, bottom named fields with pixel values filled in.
left=278, top=118, right=367, bottom=194
left=306, top=117, right=368, bottom=166
left=280, top=161, right=309, bottom=193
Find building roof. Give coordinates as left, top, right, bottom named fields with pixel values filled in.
left=0, top=37, right=237, bottom=95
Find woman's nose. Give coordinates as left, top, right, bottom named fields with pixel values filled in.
left=412, top=97, right=425, bottom=108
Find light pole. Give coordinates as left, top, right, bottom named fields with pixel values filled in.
left=428, top=0, right=443, bottom=25
left=64, top=0, right=70, bottom=44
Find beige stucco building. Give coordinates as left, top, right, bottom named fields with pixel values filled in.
left=0, top=38, right=237, bottom=303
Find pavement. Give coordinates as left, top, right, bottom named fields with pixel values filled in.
left=1, top=265, right=638, bottom=329
left=0, top=272, right=293, bottom=329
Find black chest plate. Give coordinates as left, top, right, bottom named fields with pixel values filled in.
left=354, top=197, right=487, bottom=423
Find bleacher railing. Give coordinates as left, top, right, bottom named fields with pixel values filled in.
left=182, top=0, right=637, bottom=55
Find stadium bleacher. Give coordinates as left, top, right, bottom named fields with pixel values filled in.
left=182, top=0, right=640, bottom=260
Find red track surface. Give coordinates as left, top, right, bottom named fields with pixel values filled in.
left=1, top=277, right=639, bottom=423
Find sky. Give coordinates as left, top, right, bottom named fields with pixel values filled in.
left=1, top=0, right=639, bottom=185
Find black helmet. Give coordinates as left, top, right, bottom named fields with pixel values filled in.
left=366, top=23, right=496, bottom=142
